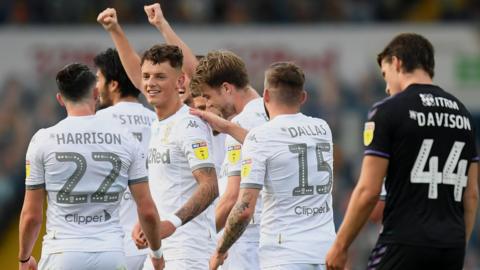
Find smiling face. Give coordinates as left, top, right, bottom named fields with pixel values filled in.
left=141, top=60, right=182, bottom=108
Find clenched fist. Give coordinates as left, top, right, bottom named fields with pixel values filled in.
left=97, top=8, right=119, bottom=32
left=144, top=3, right=166, bottom=28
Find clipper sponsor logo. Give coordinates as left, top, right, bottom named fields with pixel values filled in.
left=122, top=191, right=132, bottom=201
left=295, top=201, right=330, bottom=216
left=148, top=148, right=171, bottom=164
left=65, top=210, right=111, bottom=224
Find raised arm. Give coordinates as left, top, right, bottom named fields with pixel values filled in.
left=97, top=8, right=143, bottom=91
left=144, top=3, right=198, bottom=78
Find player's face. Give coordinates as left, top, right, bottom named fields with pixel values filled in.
left=201, top=84, right=236, bottom=119
left=95, top=70, right=113, bottom=109
left=380, top=58, right=402, bottom=96
left=141, top=60, right=182, bottom=108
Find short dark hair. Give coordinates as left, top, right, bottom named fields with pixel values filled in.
left=194, top=50, right=249, bottom=91
left=141, top=44, right=183, bottom=69
left=56, top=63, right=96, bottom=102
left=94, top=48, right=139, bottom=98
left=377, top=33, right=435, bottom=78
left=265, top=62, right=305, bottom=105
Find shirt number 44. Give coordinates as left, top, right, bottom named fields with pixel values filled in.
left=410, top=139, right=468, bottom=202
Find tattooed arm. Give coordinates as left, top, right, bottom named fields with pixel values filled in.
left=210, top=188, right=260, bottom=269
left=175, top=166, right=219, bottom=224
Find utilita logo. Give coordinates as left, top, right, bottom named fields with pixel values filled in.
left=65, top=210, right=111, bottom=225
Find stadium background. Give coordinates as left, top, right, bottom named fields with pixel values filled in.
left=0, top=1, right=479, bottom=269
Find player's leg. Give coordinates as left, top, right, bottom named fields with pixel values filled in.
left=125, top=254, right=148, bottom=270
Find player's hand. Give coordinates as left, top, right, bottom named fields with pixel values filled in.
left=209, top=250, right=227, bottom=270
left=325, top=243, right=348, bottom=270
left=150, top=255, right=165, bottom=270
left=97, top=8, right=120, bottom=32
left=159, top=220, right=176, bottom=239
left=19, top=256, right=37, bottom=270
left=132, top=222, right=148, bottom=249
left=144, top=3, right=166, bottom=28
left=189, top=108, right=230, bottom=134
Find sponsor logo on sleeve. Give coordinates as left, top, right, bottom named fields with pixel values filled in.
left=241, top=158, right=252, bottom=178
left=363, top=122, right=375, bottom=146
left=192, top=141, right=209, bottom=160
left=227, top=145, right=242, bottom=164
left=25, top=160, right=31, bottom=178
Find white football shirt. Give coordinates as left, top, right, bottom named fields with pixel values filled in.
left=25, top=115, right=147, bottom=255
left=148, top=105, right=216, bottom=260
left=240, top=113, right=336, bottom=268
left=96, top=101, right=156, bottom=256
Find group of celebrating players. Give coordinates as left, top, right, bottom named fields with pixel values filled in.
left=18, top=3, right=478, bottom=270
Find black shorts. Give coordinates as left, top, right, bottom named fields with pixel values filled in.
left=366, top=242, right=465, bottom=270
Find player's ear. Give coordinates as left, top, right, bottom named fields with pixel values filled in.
left=176, top=72, right=186, bottom=90
left=263, top=88, right=270, bottom=103
left=56, top=93, right=65, bottom=107
left=392, top=56, right=402, bottom=73
left=93, top=86, right=100, bottom=101
left=109, top=80, right=119, bottom=93
left=299, top=90, right=307, bottom=105
left=222, top=82, right=232, bottom=95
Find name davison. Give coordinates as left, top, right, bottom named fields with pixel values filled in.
left=295, top=202, right=330, bottom=216
left=56, top=132, right=121, bottom=145
left=410, top=111, right=471, bottom=130
left=288, top=125, right=327, bottom=138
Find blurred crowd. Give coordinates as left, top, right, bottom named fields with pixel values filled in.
left=1, top=0, right=480, bottom=25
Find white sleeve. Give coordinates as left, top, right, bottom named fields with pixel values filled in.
left=225, top=135, right=242, bottom=177
left=127, top=134, right=148, bottom=185
left=239, top=129, right=267, bottom=190
left=177, top=117, right=215, bottom=171
left=25, top=130, right=45, bottom=189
